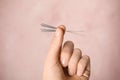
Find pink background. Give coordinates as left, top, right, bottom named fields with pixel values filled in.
left=0, top=0, right=120, bottom=80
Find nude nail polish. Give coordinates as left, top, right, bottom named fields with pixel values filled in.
left=56, top=28, right=60, bottom=37
left=61, top=58, right=67, bottom=67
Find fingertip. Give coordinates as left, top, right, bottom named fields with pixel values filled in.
left=58, top=25, right=66, bottom=35
left=77, top=55, right=90, bottom=77
left=45, top=25, right=66, bottom=67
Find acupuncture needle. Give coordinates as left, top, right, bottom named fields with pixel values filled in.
left=40, top=23, right=84, bottom=33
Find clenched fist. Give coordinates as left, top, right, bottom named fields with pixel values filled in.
left=43, top=25, right=90, bottom=80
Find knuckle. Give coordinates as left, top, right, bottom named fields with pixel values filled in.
left=64, top=41, right=74, bottom=47
left=83, top=55, right=90, bottom=61
left=62, top=41, right=74, bottom=55
left=74, top=48, right=82, bottom=54
left=73, top=48, right=82, bottom=59
left=81, top=55, right=90, bottom=66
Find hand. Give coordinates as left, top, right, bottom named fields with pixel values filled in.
left=43, top=25, right=90, bottom=80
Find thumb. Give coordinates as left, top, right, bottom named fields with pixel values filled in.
left=45, top=25, right=66, bottom=65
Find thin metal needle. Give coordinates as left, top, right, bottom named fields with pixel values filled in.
left=41, top=23, right=57, bottom=29
left=40, top=23, right=84, bottom=33
left=40, top=29, right=56, bottom=32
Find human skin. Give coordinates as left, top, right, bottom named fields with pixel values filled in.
left=0, top=0, right=120, bottom=80
left=43, top=26, right=90, bottom=80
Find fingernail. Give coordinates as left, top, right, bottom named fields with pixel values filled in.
left=55, top=28, right=60, bottom=37
left=77, top=64, right=83, bottom=76
left=61, top=58, right=67, bottom=67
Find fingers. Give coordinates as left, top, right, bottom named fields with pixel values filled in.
left=60, top=41, right=74, bottom=67
left=46, top=25, right=65, bottom=64
left=83, top=61, right=90, bottom=78
left=79, top=62, right=90, bottom=80
left=77, top=55, right=90, bottom=76
left=68, top=48, right=82, bottom=75
left=61, top=41, right=90, bottom=78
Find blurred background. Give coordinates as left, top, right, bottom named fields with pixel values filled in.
left=0, top=0, right=120, bottom=80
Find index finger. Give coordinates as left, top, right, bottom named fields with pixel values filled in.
left=47, top=25, right=66, bottom=62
